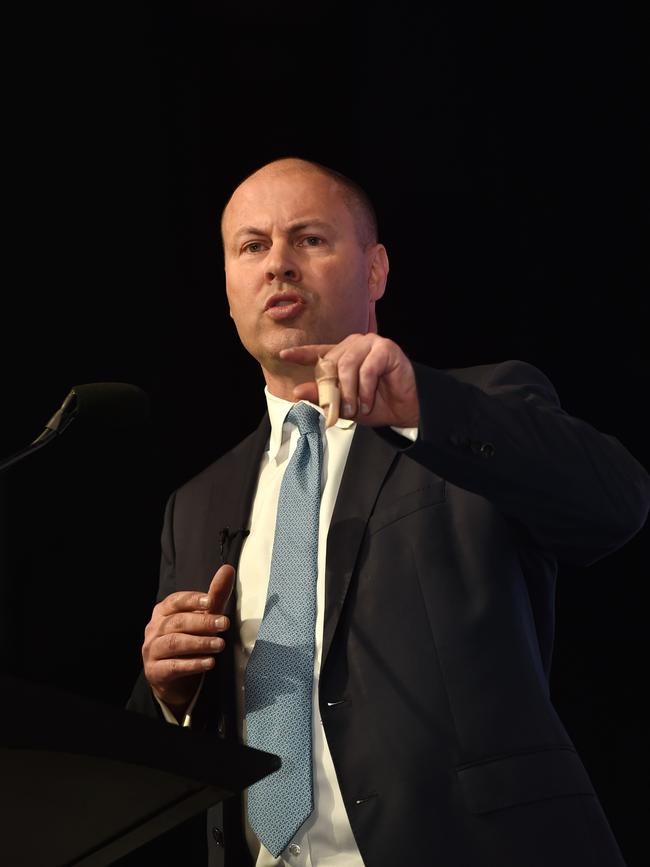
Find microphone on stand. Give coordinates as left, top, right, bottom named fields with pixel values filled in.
left=0, top=382, right=150, bottom=474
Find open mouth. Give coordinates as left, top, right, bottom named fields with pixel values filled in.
left=264, top=293, right=306, bottom=320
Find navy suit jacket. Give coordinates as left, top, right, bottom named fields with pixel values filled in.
left=128, top=360, right=649, bottom=866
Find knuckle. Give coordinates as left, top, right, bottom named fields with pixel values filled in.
left=144, top=619, right=159, bottom=642
left=144, top=660, right=159, bottom=683
left=164, top=592, right=180, bottom=611
left=187, top=591, right=201, bottom=610
left=142, top=633, right=158, bottom=660
left=167, top=591, right=188, bottom=612
left=171, top=597, right=186, bottom=613
left=167, top=632, right=182, bottom=654
left=166, top=614, right=181, bottom=632
left=337, top=351, right=355, bottom=369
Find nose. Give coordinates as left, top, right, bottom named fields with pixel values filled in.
left=264, top=240, right=301, bottom=284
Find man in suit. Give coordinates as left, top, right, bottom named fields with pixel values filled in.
left=128, top=157, right=649, bottom=866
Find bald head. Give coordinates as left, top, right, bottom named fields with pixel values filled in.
left=220, top=155, right=389, bottom=395
left=222, top=158, right=378, bottom=249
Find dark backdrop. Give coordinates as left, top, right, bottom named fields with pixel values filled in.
left=1, top=3, right=647, bottom=865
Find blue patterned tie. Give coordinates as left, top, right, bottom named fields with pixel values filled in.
left=245, top=402, right=323, bottom=857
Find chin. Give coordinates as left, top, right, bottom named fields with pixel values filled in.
left=272, top=329, right=314, bottom=355
left=252, top=337, right=303, bottom=373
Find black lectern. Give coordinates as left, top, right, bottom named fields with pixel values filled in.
left=1, top=675, right=280, bottom=867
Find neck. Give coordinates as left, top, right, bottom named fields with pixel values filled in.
left=261, top=363, right=312, bottom=402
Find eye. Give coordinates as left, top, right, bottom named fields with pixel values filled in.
left=299, top=236, right=323, bottom=247
left=242, top=241, right=266, bottom=254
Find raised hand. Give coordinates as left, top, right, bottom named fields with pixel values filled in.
left=142, top=564, right=235, bottom=717
left=280, top=333, right=419, bottom=429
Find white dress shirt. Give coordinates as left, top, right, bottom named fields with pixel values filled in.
left=158, top=388, right=417, bottom=866
left=236, top=390, right=362, bottom=867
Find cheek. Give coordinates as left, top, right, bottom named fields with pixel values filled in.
left=318, top=256, right=364, bottom=292
left=321, top=264, right=368, bottom=312
left=225, top=273, right=254, bottom=311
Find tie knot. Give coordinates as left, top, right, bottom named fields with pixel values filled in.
left=286, top=402, right=321, bottom=437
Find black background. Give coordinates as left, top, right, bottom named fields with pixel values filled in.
left=1, top=3, right=647, bottom=865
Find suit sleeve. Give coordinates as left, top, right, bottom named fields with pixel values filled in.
left=125, top=492, right=178, bottom=719
left=397, top=359, right=650, bottom=565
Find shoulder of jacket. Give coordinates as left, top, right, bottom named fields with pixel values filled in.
left=173, top=415, right=270, bottom=500
left=440, top=358, right=558, bottom=397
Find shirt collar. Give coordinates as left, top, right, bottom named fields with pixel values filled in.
left=264, top=386, right=355, bottom=463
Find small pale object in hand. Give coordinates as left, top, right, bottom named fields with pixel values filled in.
left=315, top=356, right=340, bottom=428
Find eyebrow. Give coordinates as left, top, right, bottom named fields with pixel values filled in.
left=232, top=219, right=336, bottom=240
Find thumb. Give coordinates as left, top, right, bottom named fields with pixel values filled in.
left=206, top=564, right=235, bottom=613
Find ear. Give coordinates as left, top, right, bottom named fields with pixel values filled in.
left=367, top=243, right=389, bottom=303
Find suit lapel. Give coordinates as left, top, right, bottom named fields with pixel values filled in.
left=322, top=425, right=399, bottom=666
left=201, top=415, right=270, bottom=752
left=205, top=415, right=271, bottom=614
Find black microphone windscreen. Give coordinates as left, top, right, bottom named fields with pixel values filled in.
left=70, top=383, right=150, bottom=427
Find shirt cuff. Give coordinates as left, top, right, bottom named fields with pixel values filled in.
left=152, top=673, right=205, bottom=728
left=390, top=425, right=419, bottom=442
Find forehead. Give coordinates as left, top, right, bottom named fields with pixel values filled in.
left=222, top=169, right=355, bottom=237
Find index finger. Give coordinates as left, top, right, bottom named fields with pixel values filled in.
left=279, top=344, right=335, bottom=366
left=156, top=589, right=212, bottom=616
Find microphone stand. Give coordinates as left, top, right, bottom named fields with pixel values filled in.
left=0, top=390, right=78, bottom=474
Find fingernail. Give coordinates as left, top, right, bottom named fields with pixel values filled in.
left=361, top=403, right=370, bottom=415
left=215, top=616, right=226, bottom=629
left=202, top=657, right=215, bottom=669
left=343, top=403, right=354, bottom=417
left=198, top=595, right=209, bottom=608
left=210, top=638, right=223, bottom=650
